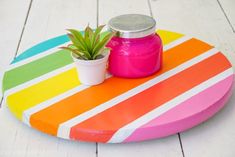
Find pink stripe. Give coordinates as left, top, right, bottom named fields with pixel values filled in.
left=125, top=74, right=234, bottom=142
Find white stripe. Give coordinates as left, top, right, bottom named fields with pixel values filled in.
left=22, top=85, right=89, bottom=126
left=4, top=63, right=111, bottom=98
left=108, top=68, right=233, bottom=143
left=6, top=42, right=69, bottom=71
left=56, top=48, right=218, bottom=139
left=163, top=36, right=192, bottom=51
left=4, top=63, right=76, bottom=97
left=22, top=74, right=112, bottom=126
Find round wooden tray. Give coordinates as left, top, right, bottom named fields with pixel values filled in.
left=2, top=30, right=234, bottom=143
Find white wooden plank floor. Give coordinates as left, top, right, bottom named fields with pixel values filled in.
left=0, top=0, right=234, bottom=156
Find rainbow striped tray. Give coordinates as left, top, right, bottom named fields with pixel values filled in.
left=2, top=30, right=234, bottom=143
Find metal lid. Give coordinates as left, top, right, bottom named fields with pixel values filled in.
left=108, top=14, right=156, bottom=38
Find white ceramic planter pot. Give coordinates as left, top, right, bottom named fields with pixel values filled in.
left=72, top=50, right=110, bottom=86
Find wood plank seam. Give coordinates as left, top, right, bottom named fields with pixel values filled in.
left=97, top=0, right=99, bottom=28
left=96, top=142, right=98, bottom=157
left=178, top=133, right=185, bottom=157
left=14, top=0, right=34, bottom=58
left=149, top=0, right=186, bottom=156
left=217, top=0, right=235, bottom=33
left=0, top=97, right=3, bottom=108
left=147, top=0, right=153, bottom=17
left=151, top=1, right=204, bottom=156
left=0, top=0, right=33, bottom=108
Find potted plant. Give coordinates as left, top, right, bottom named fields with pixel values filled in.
left=61, top=25, right=114, bottom=85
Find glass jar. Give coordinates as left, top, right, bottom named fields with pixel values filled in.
left=107, top=14, right=162, bottom=78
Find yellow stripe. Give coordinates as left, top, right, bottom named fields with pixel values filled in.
left=156, top=30, right=184, bottom=45
left=7, top=68, right=80, bottom=120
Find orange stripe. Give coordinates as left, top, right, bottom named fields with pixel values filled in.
left=70, top=53, right=231, bottom=142
left=30, top=38, right=213, bottom=135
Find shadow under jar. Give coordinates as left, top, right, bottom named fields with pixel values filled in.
left=107, top=14, right=163, bottom=78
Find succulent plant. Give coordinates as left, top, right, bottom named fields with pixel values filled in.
left=60, top=25, right=114, bottom=60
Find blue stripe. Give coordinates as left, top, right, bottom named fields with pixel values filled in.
left=12, top=34, right=69, bottom=64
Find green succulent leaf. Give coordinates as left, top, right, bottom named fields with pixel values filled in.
left=84, top=25, right=93, bottom=52
left=67, top=34, right=85, bottom=51
left=80, top=50, right=92, bottom=59
left=100, top=31, right=110, bottom=40
left=92, top=32, right=114, bottom=58
left=92, top=25, right=105, bottom=48
left=60, top=46, right=86, bottom=60
left=67, top=29, right=87, bottom=50
left=87, top=25, right=94, bottom=40
left=92, top=34, right=100, bottom=54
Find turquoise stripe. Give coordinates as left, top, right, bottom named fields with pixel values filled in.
left=12, top=34, right=69, bottom=64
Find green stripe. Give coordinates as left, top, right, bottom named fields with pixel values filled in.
left=3, top=50, right=73, bottom=91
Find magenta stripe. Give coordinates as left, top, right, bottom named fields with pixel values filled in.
left=124, top=74, right=234, bottom=142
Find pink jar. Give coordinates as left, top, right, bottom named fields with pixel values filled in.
left=107, top=14, right=162, bottom=78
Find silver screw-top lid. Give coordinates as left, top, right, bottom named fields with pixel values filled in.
left=108, top=14, right=156, bottom=38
